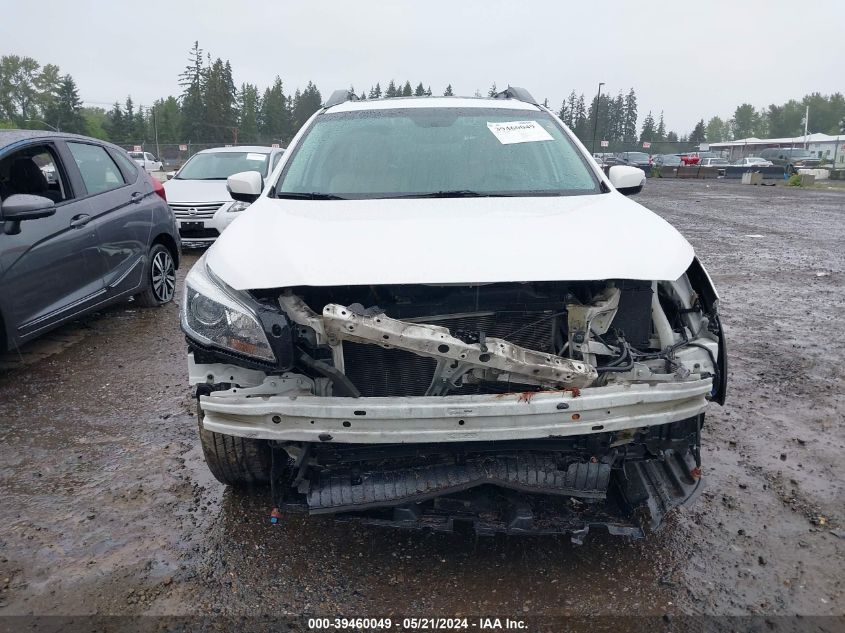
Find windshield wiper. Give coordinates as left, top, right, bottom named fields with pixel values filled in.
left=387, top=190, right=510, bottom=199
left=276, top=192, right=348, bottom=200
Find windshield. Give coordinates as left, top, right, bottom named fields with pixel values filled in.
left=177, top=151, right=270, bottom=180
left=625, top=152, right=649, bottom=162
left=275, top=108, right=599, bottom=198
left=785, top=149, right=812, bottom=158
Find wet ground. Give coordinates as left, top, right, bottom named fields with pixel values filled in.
left=0, top=179, right=843, bottom=621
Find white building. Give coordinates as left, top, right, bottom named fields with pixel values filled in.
left=707, top=133, right=845, bottom=165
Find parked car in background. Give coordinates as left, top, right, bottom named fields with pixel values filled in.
left=182, top=88, right=725, bottom=540
left=164, top=145, right=285, bottom=244
left=0, top=130, right=180, bottom=351
left=129, top=151, right=164, bottom=173
left=681, top=151, right=719, bottom=165
left=616, top=151, right=651, bottom=169
left=758, top=147, right=820, bottom=172
left=700, top=157, right=729, bottom=167
left=733, top=157, right=773, bottom=168
left=652, top=154, right=683, bottom=167
left=594, top=152, right=625, bottom=166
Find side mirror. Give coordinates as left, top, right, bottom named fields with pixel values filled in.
left=607, top=165, right=646, bottom=196
left=1, top=194, right=56, bottom=235
left=227, top=170, right=263, bottom=203
left=165, top=171, right=176, bottom=180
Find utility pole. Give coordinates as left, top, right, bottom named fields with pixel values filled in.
left=591, top=82, right=604, bottom=155
left=152, top=106, right=160, bottom=159
left=804, top=105, right=809, bottom=149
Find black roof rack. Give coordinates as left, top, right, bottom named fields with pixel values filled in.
left=492, top=86, right=538, bottom=106
left=323, top=89, right=360, bottom=108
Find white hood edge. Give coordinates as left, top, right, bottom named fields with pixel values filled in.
left=206, top=193, right=695, bottom=290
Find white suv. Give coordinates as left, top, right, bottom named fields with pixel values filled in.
left=164, top=146, right=285, bottom=244
left=180, top=88, right=726, bottom=541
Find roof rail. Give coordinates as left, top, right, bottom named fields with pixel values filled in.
left=492, top=86, right=538, bottom=106
left=324, top=89, right=360, bottom=108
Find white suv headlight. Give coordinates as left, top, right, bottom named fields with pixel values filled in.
left=227, top=201, right=251, bottom=213
left=181, top=257, right=275, bottom=362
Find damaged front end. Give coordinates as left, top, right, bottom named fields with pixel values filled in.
left=184, top=257, right=726, bottom=541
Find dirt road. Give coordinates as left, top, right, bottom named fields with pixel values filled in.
left=0, top=179, right=842, bottom=621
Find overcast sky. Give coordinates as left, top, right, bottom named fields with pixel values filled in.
left=3, top=0, right=843, bottom=133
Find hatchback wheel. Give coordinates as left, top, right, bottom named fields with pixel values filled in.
left=136, top=244, right=176, bottom=307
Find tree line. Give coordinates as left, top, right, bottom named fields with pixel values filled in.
left=2, top=45, right=844, bottom=153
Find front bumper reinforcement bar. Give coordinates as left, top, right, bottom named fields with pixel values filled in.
left=199, top=378, right=713, bottom=443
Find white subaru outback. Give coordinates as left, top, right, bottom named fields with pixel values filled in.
left=181, top=87, right=726, bottom=542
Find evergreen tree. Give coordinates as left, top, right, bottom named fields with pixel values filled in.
left=385, top=80, right=397, bottom=97
left=623, top=88, right=638, bottom=144
left=44, top=74, right=86, bottom=134
left=689, top=119, right=706, bottom=144
left=369, top=83, right=382, bottom=98
left=259, top=77, right=290, bottom=143
left=414, top=82, right=425, bottom=97
left=178, top=41, right=205, bottom=142
left=639, top=111, right=656, bottom=142
left=132, top=104, right=147, bottom=142
left=487, top=82, right=497, bottom=97
left=401, top=81, right=413, bottom=97
left=443, top=84, right=454, bottom=96
left=124, top=96, right=137, bottom=141
left=153, top=97, right=182, bottom=143
left=566, top=91, right=577, bottom=128
left=612, top=92, right=625, bottom=141
left=203, top=58, right=237, bottom=143
left=557, top=99, right=568, bottom=124
left=425, top=86, right=432, bottom=97
left=105, top=101, right=126, bottom=142
left=292, top=82, right=322, bottom=132
left=655, top=111, right=666, bottom=142
left=238, top=83, right=260, bottom=143
left=573, top=94, right=588, bottom=140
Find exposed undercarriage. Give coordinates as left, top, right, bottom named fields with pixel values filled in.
left=190, top=260, right=726, bottom=540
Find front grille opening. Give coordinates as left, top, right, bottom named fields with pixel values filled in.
left=341, top=311, right=556, bottom=397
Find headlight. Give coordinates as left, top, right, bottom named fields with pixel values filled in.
left=227, top=201, right=251, bottom=213
left=181, top=257, right=275, bottom=362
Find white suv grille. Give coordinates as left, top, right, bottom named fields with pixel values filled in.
left=170, top=201, right=225, bottom=220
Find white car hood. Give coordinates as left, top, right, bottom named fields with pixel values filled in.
left=163, top=178, right=232, bottom=202
left=207, top=193, right=695, bottom=290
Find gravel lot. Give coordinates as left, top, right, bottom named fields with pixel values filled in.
left=0, top=179, right=843, bottom=621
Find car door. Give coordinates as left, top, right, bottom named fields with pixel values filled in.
left=60, top=141, right=152, bottom=299
left=0, top=140, right=105, bottom=343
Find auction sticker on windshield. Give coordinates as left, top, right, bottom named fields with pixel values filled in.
left=487, top=120, right=553, bottom=145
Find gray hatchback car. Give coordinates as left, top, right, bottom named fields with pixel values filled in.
left=0, top=130, right=180, bottom=351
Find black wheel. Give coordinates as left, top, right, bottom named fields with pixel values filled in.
left=198, top=408, right=272, bottom=486
left=135, top=243, right=176, bottom=307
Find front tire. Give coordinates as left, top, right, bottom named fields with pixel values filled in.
left=198, top=408, right=271, bottom=485
left=135, top=243, right=175, bottom=307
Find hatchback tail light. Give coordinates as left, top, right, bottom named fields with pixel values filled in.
left=148, top=173, right=167, bottom=201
